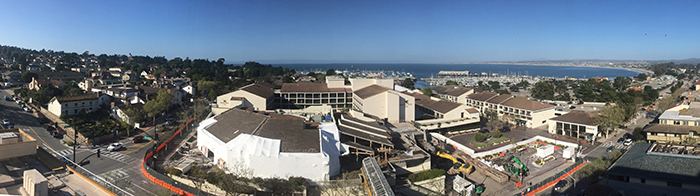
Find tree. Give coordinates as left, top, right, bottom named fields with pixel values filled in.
left=143, top=90, right=173, bottom=129
left=21, top=71, right=38, bottom=83
left=612, top=76, right=632, bottom=91
left=421, top=87, right=433, bottom=96
left=487, top=81, right=501, bottom=90
left=123, top=107, right=144, bottom=125
left=595, top=104, right=625, bottom=138
left=553, top=81, right=568, bottom=96
left=491, top=130, right=501, bottom=138
left=326, top=69, right=336, bottom=76
left=632, top=127, right=644, bottom=141
left=517, top=80, right=530, bottom=88
left=317, top=171, right=364, bottom=196
left=530, top=81, right=555, bottom=100
left=474, top=133, right=487, bottom=142
left=197, top=80, right=217, bottom=97
left=634, top=73, right=648, bottom=81
left=509, top=85, right=520, bottom=92
left=445, top=80, right=459, bottom=86
left=401, top=78, right=415, bottom=89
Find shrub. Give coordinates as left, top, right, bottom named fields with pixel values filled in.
left=66, top=141, right=74, bottom=146
left=408, top=169, right=445, bottom=182
left=491, top=130, right=501, bottom=138
left=166, top=167, right=182, bottom=177
left=474, top=133, right=487, bottom=142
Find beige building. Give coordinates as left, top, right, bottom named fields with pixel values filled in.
left=411, top=93, right=480, bottom=130
left=277, top=83, right=351, bottom=110
left=47, top=94, right=104, bottom=117
left=465, top=92, right=556, bottom=128
left=28, top=77, right=64, bottom=91
left=352, top=85, right=415, bottom=123
left=645, top=103, right=700, bottom=144
left=548, top=111, right=599, bottom=141
left=0, top=128, right=37, bottom=160
left=431, top=85, right=479, bottom=104
left=216, top=83, right=275, bottom=112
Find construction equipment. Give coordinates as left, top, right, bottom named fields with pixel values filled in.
left=436, top=151, right=473, bottom=175
left=506, top=157, right=528, bottom=176
left=458, top=152, right=510, bottom=184
left=475, top=183, right=485, bottom=195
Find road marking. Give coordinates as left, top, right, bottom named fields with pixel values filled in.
left=124, top=140, right=153, bottom=155
left=29, top=126, right=55, bottom=151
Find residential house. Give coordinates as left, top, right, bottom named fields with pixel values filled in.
left=47, top=93, right=106, bottom=117
left=36, top=70, right=85, bottom=82
left=548, top=111, right=599, bottom=142
left=646, top=102, right=700, bottom=144
left=197, top=108, right=342, bottom=182
left=465, top=92, right=556, bottom=128
left=182, top=84, right=196, bottom=96
left=27, top=77, right=65, bottom=91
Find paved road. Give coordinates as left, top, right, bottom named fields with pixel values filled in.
left=0, top=89, right=166, bottom=195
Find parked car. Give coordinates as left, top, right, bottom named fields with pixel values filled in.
left=23, top=107, right=30, bottom=112
left=578, top=189, right=586, bottom=196
left=59, top=156, right=74, bottom=166
left=3, top=95, right=10, bottom=101
left=165, top=114, right=175, bottom=121
left=132, top=136, right=144, bottom=143
left=617, top=138, right=625, bottom=143
left=607, top=146, right=615, bottom=152
left=107, top=143, right=123, bottom=151
left=623, top=133, right=633, bottom=139
left=2, top=119, right=10, bottom=125
left=569, top=106, right=576, bottom=109
left=623, top=139, right=633, bottom=146
left=554, top=179, right=568, bottom=191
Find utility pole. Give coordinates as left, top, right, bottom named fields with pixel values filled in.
left=73, top=131, right=77, bottom=163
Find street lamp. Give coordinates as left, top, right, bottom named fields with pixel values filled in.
left=560, top=168, right=576, bottom=189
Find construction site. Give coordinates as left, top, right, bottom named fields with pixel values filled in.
left=420, top=133, right=580, bottom=196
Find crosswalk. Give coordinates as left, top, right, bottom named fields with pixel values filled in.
left=98, top=150, right=139, bottom=164
left=43, top=143, right=139, bottom=164
left=600, top=142, right=632, bottom=150
left=90, top=168, right=135, bottom=193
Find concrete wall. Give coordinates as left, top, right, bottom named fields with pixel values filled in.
left=350, top=78, right=393, bottom=91
left=532, top=108, right=556, bottom=128
left=430, top=133, right=578, bottom=158
left=0, top=129, right=37, bottom=160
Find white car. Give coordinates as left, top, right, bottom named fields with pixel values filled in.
left=107, top=143, right=123, bottom=151
left=23, top=107, right=30, bottom=112
left=2, top=119, right=10, bottom=125
left=623, top=138, right=633, bottom=146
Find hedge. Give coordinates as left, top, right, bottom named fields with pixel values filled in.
left=409, top=169, right=445, bottom=183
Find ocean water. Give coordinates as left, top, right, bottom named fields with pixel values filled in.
left=278, top=63, right=644, bottom=80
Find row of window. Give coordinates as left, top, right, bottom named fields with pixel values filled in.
left=63, top=101, right=95, bottom=107
left=279, top=92, right=349, bottom=99
left=660, top=119, right=700, bottom=126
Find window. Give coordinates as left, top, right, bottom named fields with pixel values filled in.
left=660, top=120, right=666, bottom=124
left=82, top=102, right=85, bottom=105
left=667, top=181, right=682, bottom=188
left=641, top=178, right=645, bottom=184
left=650, top=133, right=658, bottom=136
left=674, top=121, right=681, bottom=125
left=683, top=121, right=688, bottom=125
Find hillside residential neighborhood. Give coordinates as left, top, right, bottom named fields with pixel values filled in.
left=1, top=46, right=699, bottom=196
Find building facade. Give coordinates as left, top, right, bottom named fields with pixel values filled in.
left=548, top=111, right=599, bottom=141
left=47, top=94, right=104, bottom=117
left=465, top=92, right=556, bottom=128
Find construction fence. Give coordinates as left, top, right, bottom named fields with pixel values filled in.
left=513, top=158, right=585, bottom=196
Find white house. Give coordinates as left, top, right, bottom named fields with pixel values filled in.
left=197, top=108, right=342, bottom=182
left=182, top=84, right=196, bottom=96
left=47, top=94, right=107, bottom=117
left=215, top=83, right=274, bottom=112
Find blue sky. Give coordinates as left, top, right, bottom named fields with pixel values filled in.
left=0, top=0, right=698, bottom=63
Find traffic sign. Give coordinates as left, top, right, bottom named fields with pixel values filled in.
left=63, top=125, right=71, bottom=128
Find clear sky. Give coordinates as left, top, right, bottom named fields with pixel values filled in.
left=1, top=0, right=698, bottom=63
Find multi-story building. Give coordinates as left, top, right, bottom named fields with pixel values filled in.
left=646, top=102, right=700, bottom=144
left=548, top=111, right=599, bottom=141
left=276, top=83, right=352, bottom=110
left=430, top=85, right=479, bottom=103
left=412, top=92, right=480, bottom=130
left=47, top=94, right=108, bottom=117
left=465, top=92, right=556, bottom=128
left=216, top=82, right=275, bottom=112
left=351, top=84, right=415, bottom=123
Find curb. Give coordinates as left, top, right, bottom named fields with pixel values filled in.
left=65, top=166, right=118, bottom=196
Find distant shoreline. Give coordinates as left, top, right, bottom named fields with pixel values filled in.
left=475, top=62, right=653, bottom=76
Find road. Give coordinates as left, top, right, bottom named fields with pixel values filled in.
left=0, top=89, right=167, bottom=195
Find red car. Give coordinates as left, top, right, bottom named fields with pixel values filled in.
left=132, top=136, right=144, bottom=143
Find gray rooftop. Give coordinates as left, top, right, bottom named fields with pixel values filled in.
left=607, top=143, right=700, bottom=184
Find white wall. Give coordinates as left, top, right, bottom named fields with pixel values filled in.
left=531, top=108, right=556, bottom=128
left=47, top=99, right=61, bottom=117
left=350, top=78, right=393, bottom=91
left=217, top=90, right=267, bottom=111
left=430, top=133, right=578, bottom=158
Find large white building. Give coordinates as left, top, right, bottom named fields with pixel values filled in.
left=197, top=108, right=342, bottom=182
left=215, top=83, right=275, bottom=113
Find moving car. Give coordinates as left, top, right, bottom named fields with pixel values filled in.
left=554, top=179, right=568, bottom=191
left=607, top=146, right=615, bottom=152
left=132, top=135, right=144, bottom=143
left=107, top=142, right=123, bottom=151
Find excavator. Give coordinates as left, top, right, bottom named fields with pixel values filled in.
left=436, top=151, right=473, bottom=175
